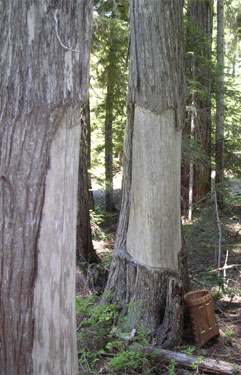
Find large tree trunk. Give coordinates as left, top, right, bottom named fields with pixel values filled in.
left=104, top=0, right=189, bottom=348
left=0, top=1, right=92, bottom=374
left=182, top=0, right=213, bottom=215
left=215, top=0, right=225, bottom=206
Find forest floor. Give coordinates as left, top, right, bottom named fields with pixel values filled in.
left=76, top=179, right=241, bottom=374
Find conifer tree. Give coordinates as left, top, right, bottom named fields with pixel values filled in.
left=216, top=0, right=225, bottom=205
left=91, top=0, right=129, bottom=211
left=182, top=0, right=213, bottom=218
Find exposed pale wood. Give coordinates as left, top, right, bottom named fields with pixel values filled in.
left=33, top=118, right=80, bottom=374
left=143, top=346, right=241, bottom=374
left=127, top=106, right=182, bottom=269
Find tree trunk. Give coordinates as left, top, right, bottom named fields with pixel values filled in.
left=104, top=0, right=189, bottom=348
left=0, top=1, right=92, bottom=374
left=215, top=0, right=225, bottom=206
left=105, top=11, right=117, bottom=213
left=77, top=103, right=99, bottom=268
left=86, top=98, right=95, bottom=210
left=188, top=94, right=195, bottom=221
left=104, top=67, right=115, bottom=212
left=182, top=0, right=213, bottom=215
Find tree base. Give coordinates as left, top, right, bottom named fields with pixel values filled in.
left=104, top=254, right=183, bottom=348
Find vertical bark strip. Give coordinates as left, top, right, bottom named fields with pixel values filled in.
left=0, top=1, right=92, bottom=373
left=105, top=0, right=188, bottom=347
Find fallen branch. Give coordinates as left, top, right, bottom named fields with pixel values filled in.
left=143, top=346, right=240, bottom=374
left=209, top=264, right=241, bottom=273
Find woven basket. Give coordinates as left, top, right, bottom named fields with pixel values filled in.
left=184, top=289, right=219, bottom=347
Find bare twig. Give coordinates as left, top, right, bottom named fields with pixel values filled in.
left=209, top=264, right=241, bottom=273
left=214, top=189, right=222, bottom=276
left=54, top=9, right=81, bottom=53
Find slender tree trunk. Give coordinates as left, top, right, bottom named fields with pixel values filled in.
left=105, top=66, right=115, bottom=212
left=216, top=0, right=225, bottom=206
left=188, top=95, right=196, bottom=221
left=104, top=0, right=189, bottom=348
left=105, top=12, right=117, bottom=213
left=77, top=103, right=99, bottom=268
left=192, top=0, right=213, bottom=204
left=86, top=98, right=95, bottom=210
left=0, top=1, right=92, bottom=374
left=182, top=0, right=213, bottom=216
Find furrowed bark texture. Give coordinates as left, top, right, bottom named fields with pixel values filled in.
left=0, top=1, right=92, bottom=374
left=105, top=0, right=188, bottom=348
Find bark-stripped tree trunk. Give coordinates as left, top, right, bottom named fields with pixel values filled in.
left=0, top=1, right=92, bottom=374
left=182, top=0, right=213, bottom=215
left=104, top=0, right=189, bottom=348
left=216, top=0, right=225, bottom=206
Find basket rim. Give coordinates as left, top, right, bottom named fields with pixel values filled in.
left=184, top=289, right=212, bottom=306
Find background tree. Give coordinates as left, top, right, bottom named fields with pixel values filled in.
left=104, top=0, right=189, bottom=348
left=90, top=0, right=129, bottom=209
left=221, top=0, right=241, bottom=179
left=182, top=0, right=213, bottom=219
left=77, top=102, right=100, bottom=270
left=215, top=0, right=225, bottom=206
left=0, top=1, right=92, bottom=373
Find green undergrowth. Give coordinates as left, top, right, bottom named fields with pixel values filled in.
left=76, top=294, right=210, bottom=374
left=76, top=293, right=156, bottom=374
left=90, top=206, right=119, bottom=242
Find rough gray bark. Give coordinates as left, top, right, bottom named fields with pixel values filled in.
left=104, top=0, right=189, bottom=348
left=215, top=0, right=225, bottom=206
left=0, top=1, right=92, bottom=374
